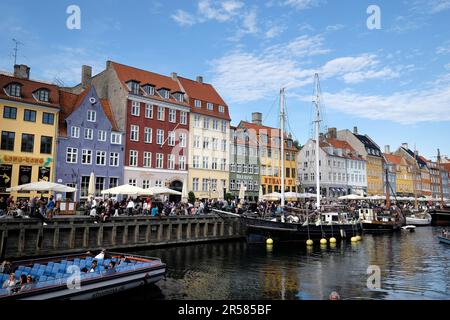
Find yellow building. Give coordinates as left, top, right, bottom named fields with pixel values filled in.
left=0, top=65, right=60, bottom=201
left=366, top=155, right=384, bottom=195
left=241, top=116, right=299, bottom=194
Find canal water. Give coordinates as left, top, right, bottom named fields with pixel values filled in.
left=117, top=226, right=449, bottom=300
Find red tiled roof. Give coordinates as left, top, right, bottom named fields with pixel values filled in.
left=58, top=88, right=118, bottom=137
left=442, top=163, right=450, bottom=173
left=384, top=153, right=402, bottom=165
left=178, top=76, right=231, bottom=121
left=320, top=138, right=362, bottom=160
left=0, top=73, right=60, bottom=108
left=110, top=61, right=190, bottom=107
left=239, top=121, right=297, bottom=151
left=326, top=138, right=355, bottom=152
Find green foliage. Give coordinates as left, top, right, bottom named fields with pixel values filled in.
left=188, top=191, right=196, bottom=204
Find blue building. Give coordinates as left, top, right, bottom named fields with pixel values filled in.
left=56, top=87, right=124, bottom=202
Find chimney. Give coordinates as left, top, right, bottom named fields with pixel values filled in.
left=402, top=143, right=409, bottom=150
left=196, top=76, right=203, bottom=84
left=81, top=65, right=92, bottom=89
left=14, top=64, right=30, bottom=80
left=171, top=72, right=178, bottom=81
left=106, top=60, right=113, bottom=69
left=353, top=126, right=358, bottom=135
left=414, top=150, right=419, bottom=157
left=252, top=112, right=262, bottom=125
left=384, top=145, right=390, bottom=154
left=327, top=127, right=337, bottom=139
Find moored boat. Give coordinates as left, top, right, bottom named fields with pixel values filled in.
left=358, top=208, right=403, bottom=232
left=437, top=235, right=450, bottom=245
left=0, top=252, right=166, bottom=300
left=405, top=212, right=432, bottom=226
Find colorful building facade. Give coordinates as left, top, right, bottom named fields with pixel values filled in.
left=56, top=87, right=124, bottom=201
left=0, top=65, right=59, bottom=200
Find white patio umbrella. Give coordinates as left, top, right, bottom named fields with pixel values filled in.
left=87, top=172, right=95, bottom=198
left=7, top=181, right=76, bottom=193
left=239, top=183, right=247, bottom=203
left=181, top=179, right=189, bottom=203
left=142, top=186, right=182, bottom=196
left=285, top=192, right=301, bottom=200
left=101, top=184, right=147, bottom=196
left=258, top=185, right=263, bottom=201
left=338, top=194, right=366, bottom=200
left=262, top=192, right=282, bottom=201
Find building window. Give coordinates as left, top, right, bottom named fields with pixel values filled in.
left=157, top=106, right=165, bottom=120
left=193, top=178, right=199, bottom=191
left=95, top=177, right=105, bottom=196
left=87, top=110, right=96, bottom=122
left=21, top=133, right=34, bottom=153
left=193, top=156, right=200, bottom=168
left=70, top=126, right=79, bottom=138
left=194, top=115, right=201, bottom=127
left=80, top=176, right=90, bottom=197
left=156, top=129, right=164, bottom=145
left=36, top=89, right=50, bottom=102
left=3, top=106, right=17, bottom=119
left=7, top=83, right=21, bottom=97
left=156, top=153, right=164, bottom=168
left=194, top=135, right=200, bottom=148
left=159, top=89, right=170, bottom=99
left=129, top=150, right=138, bottom=166
left=218, top=105, right=224, bottom=113
left=98, top=130, right=107, bottom=142
left=144, top=127, right=152, bottom=143
left=221, top=121, right=227, bottom=133
left=212, top=119, right=219, bottom=130
left=143, top=85, right=154, bottom=96
left=207, top=103, right=213, bottom=111
left=179, top=156, right=186, bottom=170
left=143, top=152, right=152, bottom=168
left=212, top=138, right=218, bottom=150
left=221, top=140, right=227, bottom=152
left=42, top=112, right=54, bottom=125
left=195, top=100, right=201, bottom=108
left=203, top=117, right=209, bottom=129
left=23, top=109, right=36, bottom=122
left=142, top=180, right=151, bottom=189
left=230, top=180, right=235, bottom=190
left=96, top=151, right=106, bottom=166
left=129, top=179, right=137, bottom=187
left=109, top=177, right=119, bottom=189
left=109, top=152, right=119, bottom=167
left=203, top=156, right=209, bottom=169
left=130, top=125, right=139, bottom=141
left=203, top=137, right=209, bottom=149
left=111, top=132, right=121, bottom=145
left=174, top=92, right=184, bottom=102
left=131, top=101, right=140, bottom=116
left=145, top=104, right=153, bottom=118
left=168, top=131, right=175, bottom=146
left=212, top=158, right=218, bottom=170
left=168, top=109, right=176, bottom=123
left=155, top=180, right=163, bottom=187
left=129, top=81, right=140, bottom=95
left=1, top=131, right=15, bottom=151
left=179, top=133, right=187, bottom=148
left=168, top=154, right=175, bottom=169
left=202, top=179, right=209, bottom=191
left=84, top=128, right=93, bottom=140
left=40, top=136, right=52, bottom=154
left=66, top=147, right=78, bottom=163
left=180, top=111, right=187, bottom=125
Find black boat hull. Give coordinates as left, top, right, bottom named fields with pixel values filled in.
left=361, top=221, right=402, bottom=233
left=429, top=209, right=450, bottom=226
left=243, top=217, right=362, bottom=244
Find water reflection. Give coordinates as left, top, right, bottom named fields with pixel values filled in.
left=118, top=227, right=449, bottom=300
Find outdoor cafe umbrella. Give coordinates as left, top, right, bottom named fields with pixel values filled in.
left=258, top=185, right=263, bottom=201
left=87, top=172, right=95, bottom=198
left=338, top=194, right=366, bottom=200
left=239, top=183, right=247, bottom=203
left=181, top=179, right=189, bottom=203
left=101, top=184, right=147, bottom=196
left=142, top=186, right=182, bottom=196
left=262, top=192, right=282, bottom=201
left=7, top=181, right=76, bottom=193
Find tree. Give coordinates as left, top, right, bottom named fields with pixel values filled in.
left=225, top=193, right=233, bottom=201
left=188, top=191, right=196, bottom=204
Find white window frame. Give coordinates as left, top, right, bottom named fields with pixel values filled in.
left=157, top=106, right=165, bottom=121
left=130, top=125, right=139, bottom=142
left=81, top=149, right=92, bottom=165
left=179, top=133, right=187, bottom=148
left=156, top=153, right=164, bottom=169
left=66, top=147, right=78, bottom=164
left=145, top=104, right=153, bottom=118
left=70, top=126, right=80, bottom=138
left=131, top=101, right=140, bottom=116
left=96, top=151, right=106, bottom=166
left=87, top=110, right=96, bottom=122
left=218, top=105, right=224, bottom=113
left=109, top=152, right=119, bottom=167
left=168, top=109, right=176, bottom=123
left=129, top=150, right=138, bottom=167
left=179, top=156, right=186, bottom=171
left=98, top=130, right=107, bottom=142
left=84, top=128, right=93, bottom=140
left=180, top=111, right=187, bottom=125
left=207, top=103, right=213, bottom=111
left=156, top=129, right=164, bottom=145
left=195, top=100, right=201, bottom=108
left=168, top=154, right=175, bottom=170
left=111, top=132, right=122, bottom=145
left=168, top=131, right=175, bottom=146
left=144, top=127, right=152, bottom=144
left=143, top=152, right=152, bottom=168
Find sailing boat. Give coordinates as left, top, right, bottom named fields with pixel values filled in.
left=214, top=75, right=363, bottom=243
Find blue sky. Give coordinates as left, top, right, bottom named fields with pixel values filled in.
left=0, top=0, right=449, bottom=160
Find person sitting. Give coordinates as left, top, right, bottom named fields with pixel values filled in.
left=2, top=273, right=17, bottom=293
left=89, top=260, right=98, bottom=273
left=15, top=274, right=28, bottom=293
left=23, top=275, right=34, bottom=291
left=105, top=261, right=116, bottom=275
left=151, top=205, right=159, bottom=217
left=117, top=255, right=129, bottom=266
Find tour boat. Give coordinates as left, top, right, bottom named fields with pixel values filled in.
left=405, top=212, right=432, bottom=226
left=0, top=252, right=166, bottom=300
left=429, top=207, right=450, bottom=226
left=358, top=208, right=403, bottom=232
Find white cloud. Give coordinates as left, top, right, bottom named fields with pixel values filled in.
left=283, top=0, right=322, bottom=10
left=171, top=10, right=196, bottom=26
left=436, top=44, right=450, bottom=54
left=265, top=25, right=286, bottom=38
left=430, top=0, right=450, bottom=13
left=267, top=34, right=330, bottom=57
left=326, top=24, right=344, bottom=31
left=321, top=82, right=450, bottom=124
left=198, top=0, right=244, bottom=22
left=445, top=63, right=450, bottom=70
left=242, top=10, right=258, bottom=34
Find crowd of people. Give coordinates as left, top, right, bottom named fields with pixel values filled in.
left=0, top=195, right=56, bottom=225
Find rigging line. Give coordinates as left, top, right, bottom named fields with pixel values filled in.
left=262, top=93, right=279, bottom=125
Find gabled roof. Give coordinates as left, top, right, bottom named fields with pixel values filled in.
left=355, top=134, right=381, bottom=156
left=109, top=61, right=190, bottom=107
left=239, top=121, right=297, bottom=151
left=320, top=138, right=362, bottom=160
left=442, top=163, right=450, bottom=173
left=58, top=87, right=118, bottom=137
left=384, top=153, right=402, bottom=165
left=0, top=73, right=60, bottom=108
left=178, top=76, right=231, bottom=121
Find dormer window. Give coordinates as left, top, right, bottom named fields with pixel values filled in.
left=207, top=103, right=213, bottom=111
left=195, top=99, right=201, bottom=108
left=158, top=89, right=170, bottom=99
left=6, top=83, right=22, bottom=97
left=218, top=105, right=224, bottom=113
left=127, top=81, right=140, bottom=95
left=35, top=89, right=50, bottom=102
left=173, top=92, right=184, bottom=102
left=143, top=84, right=155, bottom=96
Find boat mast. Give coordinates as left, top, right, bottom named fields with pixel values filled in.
left=385, top=165, right=390, bottom=209
left=280, top=88, right=286, bottom=208
left=437, top=148, right=444, bottom=206
left=313, top=74, right=321, bottom=210
left=413, top=149, right=419, bottom=210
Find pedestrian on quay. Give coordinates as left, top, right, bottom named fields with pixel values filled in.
left=46, top=195, right=55, bottom=219
left=126, top=198, right=135, bottom=216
